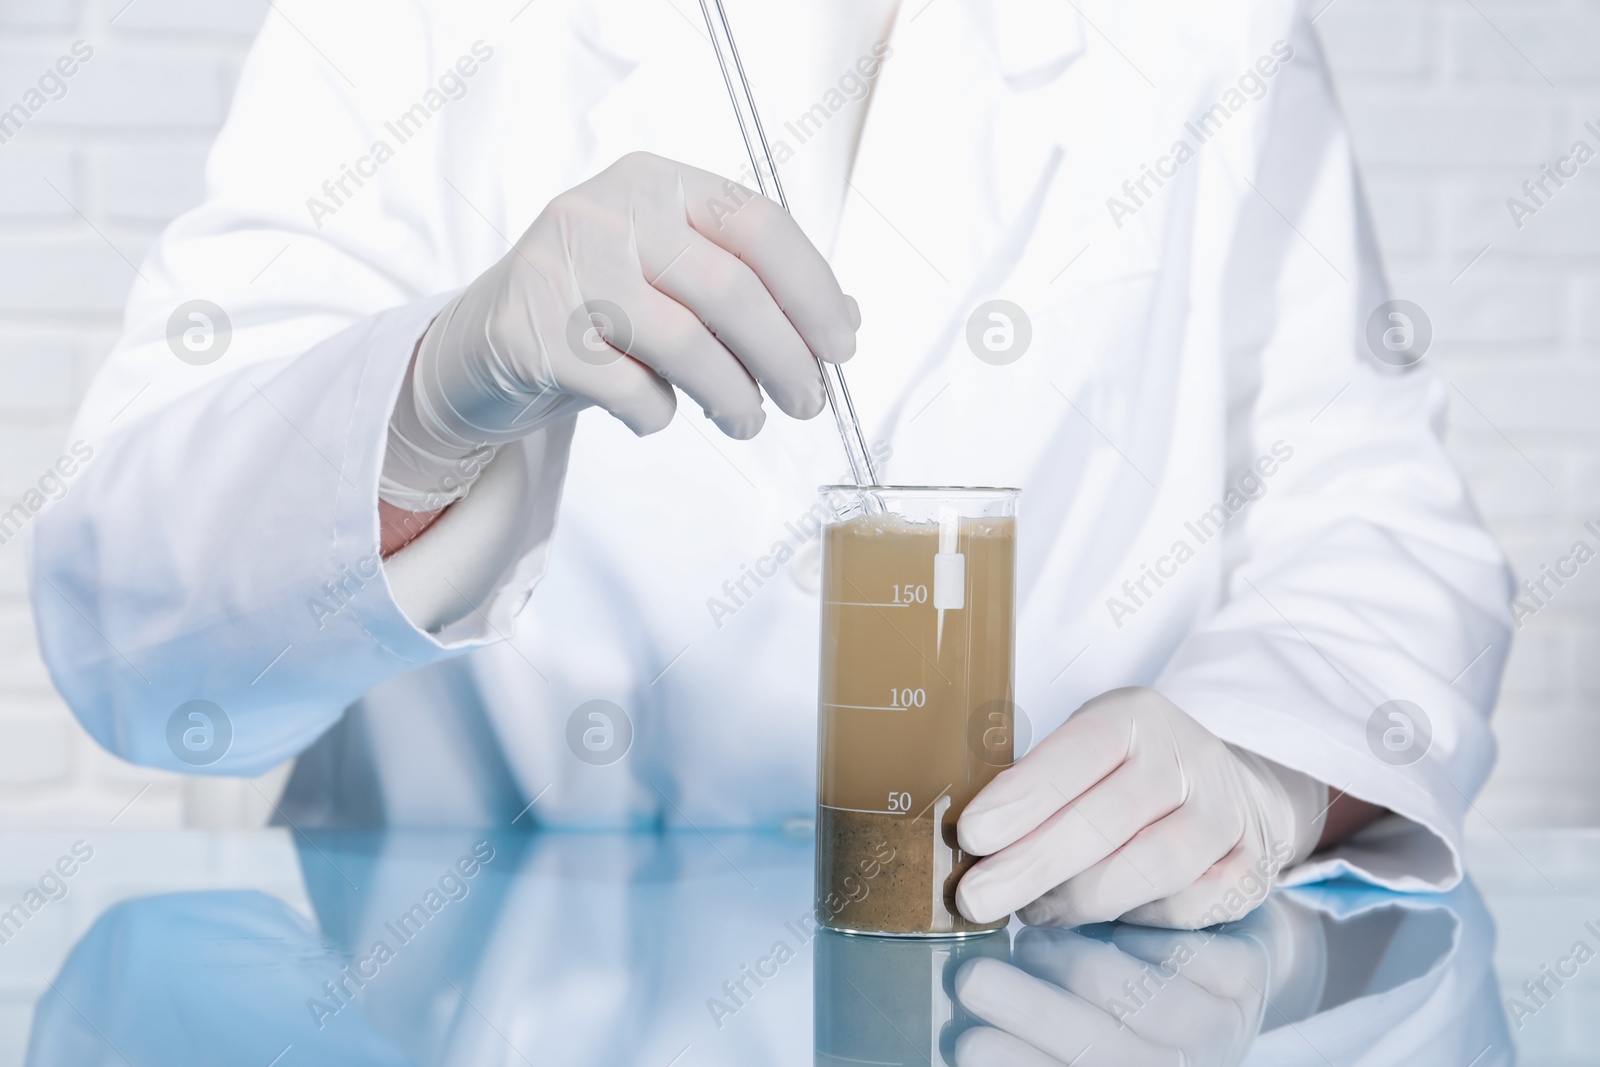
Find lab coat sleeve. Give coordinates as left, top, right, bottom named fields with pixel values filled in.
left=29, top=3, right=572, bottom=776
left=1153, top=14, right=1513, bottom=891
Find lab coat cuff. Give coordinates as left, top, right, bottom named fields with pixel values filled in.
left=318, top=291, right=462, bottom=666
left=381, top=418, right=576, bottom=644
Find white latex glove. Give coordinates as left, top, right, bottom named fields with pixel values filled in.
left=955, top=687, right=1327, bottom=930
left=381, top=151, right=859, bottom=510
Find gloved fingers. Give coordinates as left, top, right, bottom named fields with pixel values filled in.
left=1110, top=924, right=1273, bottom=1003
left=1009, top=849, right=1156, bottom=928
left=1118, top=840, right=1277, bottom=931
left=1105, top=928, right=1271, bottom=1059
left=638, top=227, right=826, bottom=419
left=677, top=163, right=858, bottom=365
left=1011, top=926, right=1185, bottom=1000
left=1106, top=800, right=1245, bottom=912
left=952, top=1026, right=1069, bottom=1067
left=465, top=248, right=676, bottom=438
left=1017, top=801, right=1241, bottom=928
left=1010, top=927, right=1239, bottom=1050
left=553, top=345, right=678, bottom=437
left=1007, top=924, right=1110, bottom=975
left=953, top=957, right=1181, bottom=1067
left=581, top=276, right=768, bottom=440
left=956, top=756, right=1182, bottom=924
left=957, top=695, right=1143, bottom=857
left=1110, top=924, right=1251, bottom=977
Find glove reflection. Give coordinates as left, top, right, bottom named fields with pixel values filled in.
left=950, top=907, right=1289, bottom=1067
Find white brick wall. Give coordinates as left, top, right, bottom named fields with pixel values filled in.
left=0, top=0, right=1593, bottom=826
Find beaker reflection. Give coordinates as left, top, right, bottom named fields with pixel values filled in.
left=814, top=927, right=1010, bottom=1066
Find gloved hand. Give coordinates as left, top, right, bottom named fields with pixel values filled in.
left=381, top=151, right=859, bottom=511
left=955, top=687, right=1327, bottom=930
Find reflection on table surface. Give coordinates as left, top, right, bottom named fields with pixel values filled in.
left=3, top=829, right=1598, bottom=1065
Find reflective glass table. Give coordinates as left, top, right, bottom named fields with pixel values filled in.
left=0, top=828, right=1595, bottom=1065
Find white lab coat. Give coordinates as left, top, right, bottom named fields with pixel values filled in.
left=31, top=0, right=1511, bottom=891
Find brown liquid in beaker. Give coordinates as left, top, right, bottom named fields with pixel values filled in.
left=816, top=512, right=1016, bottom=935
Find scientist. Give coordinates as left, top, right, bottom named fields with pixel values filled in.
left=32, top=0, right=1510, bottom=930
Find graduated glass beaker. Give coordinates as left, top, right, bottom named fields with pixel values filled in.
left=814, top=486, right=1020, bottom=936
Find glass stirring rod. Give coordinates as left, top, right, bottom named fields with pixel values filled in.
left=696, top=0, right=881, bottom=487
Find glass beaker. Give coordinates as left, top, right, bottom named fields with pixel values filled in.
left=814, top=486, right=1020, bottom=937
